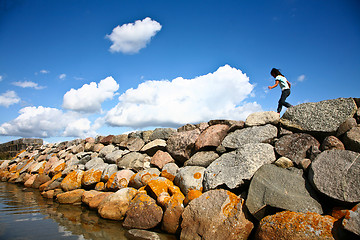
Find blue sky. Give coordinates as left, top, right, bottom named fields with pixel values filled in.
left=0, top=0, right=359, bottom=143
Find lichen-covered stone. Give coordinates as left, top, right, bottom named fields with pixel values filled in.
left=255, top=211, right=339, bottom=240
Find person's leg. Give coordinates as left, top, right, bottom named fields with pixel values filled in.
left=277, top=89, right=291, bottom=113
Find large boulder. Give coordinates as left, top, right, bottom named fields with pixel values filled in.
left=246, top=164, right=323, bottom=220
left=97, top=187, right=137, bottom=220
left=280, top=98, right=357, bottom=136
left=181, top=189, right=253, bottom=240
left=149, top=128, right=176, bottom=141
left=150, top=150, right=175, bottom=169
left=166, top=129, right=201, bottom=163
left=274, top=133, right=320, bottom=164
left=194, top=124, right=229, bottom=151
left=61, top=170, right=84, bottom=192
left=309, top=149, right=360, bottom=203
left=57, top=189, right=85, bottom=204
left=221, top=124, right=277, bottom=150
left=245, top=111, right=280, bottom=127
left=123, top=193, right=163, bottom=229
left=141, top=139, right=167, bottom=156
left=204, top=143, right=276, bottom=191
left=255, top=211, right=340, bottom=240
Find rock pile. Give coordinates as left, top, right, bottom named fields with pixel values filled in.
left=1, top=97, right=360, bottom=240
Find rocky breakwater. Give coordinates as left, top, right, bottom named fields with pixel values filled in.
left=1, top=97, right=360, bottom=240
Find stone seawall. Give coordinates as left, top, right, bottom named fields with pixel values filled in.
left=0, top=138, right=43, bottom=159
left=0, top=97, right=360, bottom=240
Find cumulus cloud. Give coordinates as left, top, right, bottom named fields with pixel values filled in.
left=0, top=75, right=3, bottom=81
left=0, top=106, right=97, bottom=138
left=297, top=74, right=306, bottom=82
left=0, top=91, right=21, bottom=107
left=62, top=76, right=119, bottom=113
left=12, top=81, right=46, bottom=90
left=105, top=65, right=262, bottom=128
left=106, top=17, right=162, bottom=54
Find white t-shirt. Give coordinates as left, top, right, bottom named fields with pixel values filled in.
left=276, top=75, right=290, bottom=91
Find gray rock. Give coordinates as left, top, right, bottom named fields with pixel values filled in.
left=85, top=157, right=105, bottom=170
left=343, top=126, right=360, bottom=153
left=174, top=166, right=205, bottom=195
left=99, top=145, right=116, bottom=158
left=204, top=143, right=276, bottom=191
left=342, top=203, right=360, bottom=236
left=104, top=149, right=130, bottom=164
left=117, top=152, right=151, bottom=172
left=281, top=98, right=357, bottom=136
left=125, top=137, right=145, bottom=152
left=309, top=149, right=360, bottom=203
left=245, top=111, right=280, bottom=127
left=149, top=128, right=176, bottom=141
left=275, top=133, right=320, bottom=164
left=184, top=151, right=219, bottom=167
left=221, top=124, right=278, bottom=150
left=246, top=164, right=323, bottom=220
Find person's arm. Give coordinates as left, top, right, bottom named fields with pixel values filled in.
left=268, top=80, right=279, bottom=90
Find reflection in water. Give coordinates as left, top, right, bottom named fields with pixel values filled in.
left=0, top=182, right=176, bottom=240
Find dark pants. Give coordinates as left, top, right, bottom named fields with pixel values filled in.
left=277, top=89, right=292, bottom=113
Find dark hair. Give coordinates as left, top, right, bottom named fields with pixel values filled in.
left=270, top=68, right=283, bottom=78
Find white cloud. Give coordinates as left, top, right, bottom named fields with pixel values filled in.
left=105, top=65, right=262, bottom=128
left=0, top=106, right=97, bottom=138
left=62, top=76, right=119, bottom=113
left=59, top=74, right=66, bottom=80
left=106, top=17, right=162, bottom=54
left=0, top=75, right=3, bottom=81
left=12, top=81, right=46, bottom=90
left=0, top=91, right=21, bottom=107
left=63, top=118, right=97, bottom=138
left=297, top=74, right=306, bottom=82
left=40, top=70, right=50, bottom=74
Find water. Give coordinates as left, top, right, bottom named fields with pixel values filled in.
left=0, top=182, right=177, bottom=240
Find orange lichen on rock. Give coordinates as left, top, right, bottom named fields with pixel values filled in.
left=61, top=170, right=84, bottom=191
left=193, top=172, right=202, bottom=179
left=52, top=172, right=62, bottom=181
left=184, top=189, right=202, bottom=205
left=331, top=206, right=349, bottom=220
left=82, top=169, right=102, bottom=187
left=95, top=182, right=105, bottom=191
left=8, top=164, right=17, bottom=173
left=256, top=211, right=338, bottom=240
left=160, top=169, right=175, bottom=181
left=146, top=177, right=174, bottom=199
left=105, top=172, right=116, bottom=190
left=221, top=191, right=242, bottom=217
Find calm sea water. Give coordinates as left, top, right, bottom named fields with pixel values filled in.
left=0, top=182, right=176, bottom=240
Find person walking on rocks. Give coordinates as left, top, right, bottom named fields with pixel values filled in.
left=268, top=68, right=293, bottom=113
